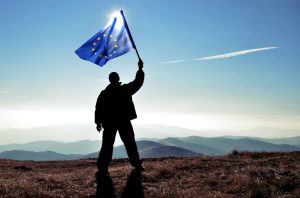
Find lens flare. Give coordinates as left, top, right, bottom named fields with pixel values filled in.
left=108, top=11, right=123, bottom=30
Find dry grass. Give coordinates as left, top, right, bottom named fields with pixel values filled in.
left=0, top=152, right=299, bottom=197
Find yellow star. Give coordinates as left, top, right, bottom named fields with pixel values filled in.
left=97, top=37, right=101, bottom=40
left=109, top=54, right=112, bottom=57
left=92, top=48, right=95, bottom=51
left=99, top=54, right=102, bottom=58
left=93, top=42, right=96, bottom=46
left=114, top=38, right=117, bottom=42
left=105, top=56, right=108, bottom=59
left=94, top=52, right=97, bottom=55
left=110, top=34, right=113, bottom=38
left=114, top=44, right=118, bottom=48
left=103, top=34, right=106, bottom=37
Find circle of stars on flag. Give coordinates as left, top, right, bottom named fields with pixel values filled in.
left=91, top=34, right=119, bottom=59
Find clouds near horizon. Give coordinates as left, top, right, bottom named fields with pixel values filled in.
left=0, top=90, right=9, bottom=94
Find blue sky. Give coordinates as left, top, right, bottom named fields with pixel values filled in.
left=0, top=0, right=300, bottom=138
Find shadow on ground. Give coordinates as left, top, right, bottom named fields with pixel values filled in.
left=96, top=170, right=144, bottom=198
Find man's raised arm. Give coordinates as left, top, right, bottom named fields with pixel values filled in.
left=125, top=59, right=145, bottom=95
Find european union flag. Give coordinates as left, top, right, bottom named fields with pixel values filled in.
left=75, top=13, right=133, bottom=67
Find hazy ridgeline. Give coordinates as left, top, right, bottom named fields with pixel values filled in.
left=0, top=135, right=299, bottom=161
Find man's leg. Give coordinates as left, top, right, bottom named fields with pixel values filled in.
left=97, top=124, right=117, bottom=173
left=118, top=120, right=143, bottom=169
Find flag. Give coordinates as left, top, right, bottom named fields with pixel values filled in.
left=75, top=12, right=133, bottom=67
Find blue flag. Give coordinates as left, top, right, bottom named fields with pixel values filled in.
left=75, top=13, right=133, bottom=67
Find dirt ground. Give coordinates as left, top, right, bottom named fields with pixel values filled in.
left=0, top=152, right=299, bottom=197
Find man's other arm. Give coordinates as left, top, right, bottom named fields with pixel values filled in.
left=95, top=92, right=104, bottom=132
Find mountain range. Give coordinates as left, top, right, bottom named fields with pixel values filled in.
left=0, top=135, right=299, bottom=161
left=0, top=140, right=101, bottom=155
left=1, top=124, right=299, bottom=145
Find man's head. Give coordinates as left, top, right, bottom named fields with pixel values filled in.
left=109, top=72, right=120, bottom=84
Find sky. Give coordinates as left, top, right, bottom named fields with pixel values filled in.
left=0, top=0, right=300, bottom=142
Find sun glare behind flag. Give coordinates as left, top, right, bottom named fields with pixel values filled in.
left=75, top=12, right=133, bottom=67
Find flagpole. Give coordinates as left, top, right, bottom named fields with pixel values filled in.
left=120, top=10, right=141, bottom=60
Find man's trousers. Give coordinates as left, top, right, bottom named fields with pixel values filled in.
left=97, top=120, right=141, bottom=171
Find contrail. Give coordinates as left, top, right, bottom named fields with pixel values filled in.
left=195, top=47, right=278, bottom=60
left=160, top=46, right=278, bottom=64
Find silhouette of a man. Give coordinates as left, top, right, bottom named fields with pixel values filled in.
left=95, top=59, right=144, bottom=176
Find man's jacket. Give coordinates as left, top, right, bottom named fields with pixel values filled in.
left=95, top=69, right=144, bottom=125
